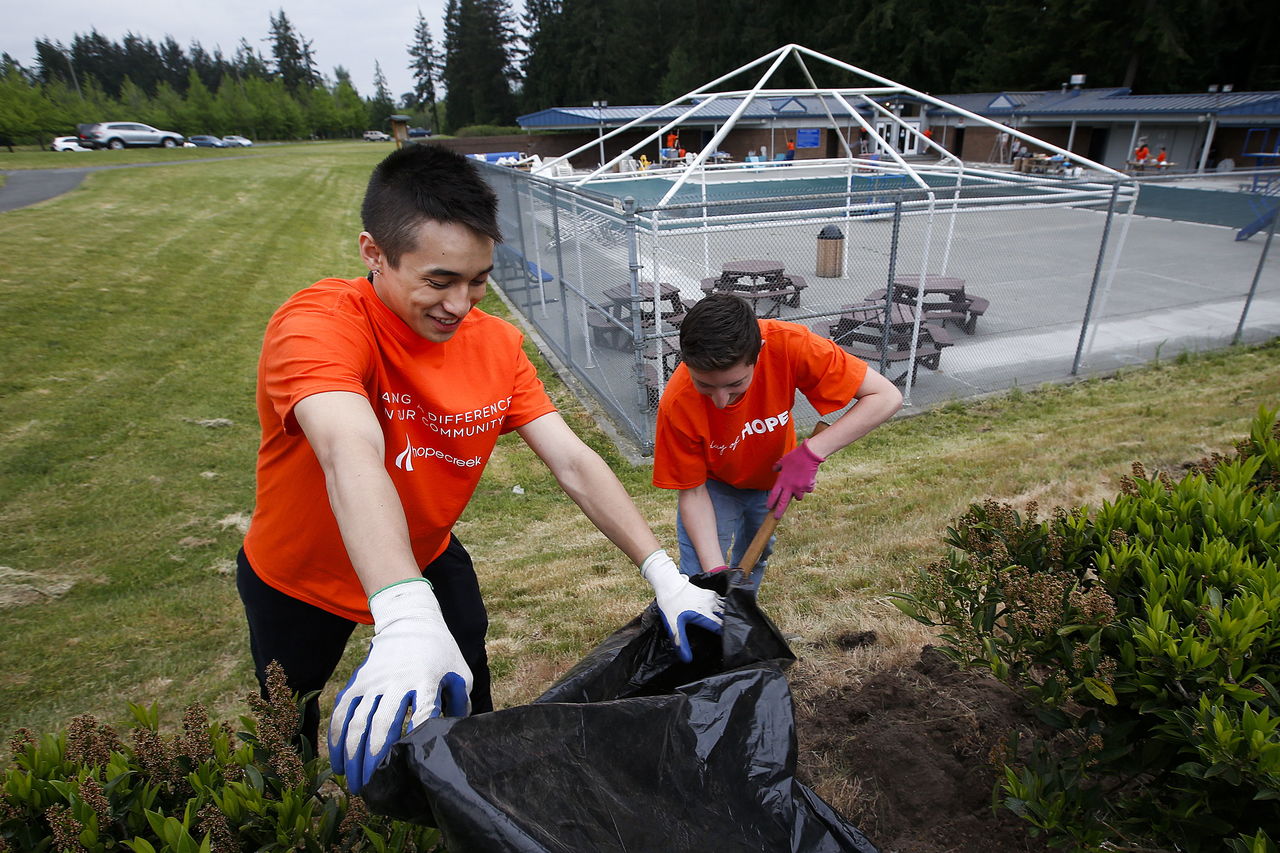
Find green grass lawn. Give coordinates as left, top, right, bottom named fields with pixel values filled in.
left=0, top=139, right=338, bottom=170
left=2, top=140, right=1278, bottom=745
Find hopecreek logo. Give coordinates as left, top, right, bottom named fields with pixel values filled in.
left=383, top=391, right=511, bottom=471
left=708, top=409, right=791, bottom=455
left=394, top=436, right=483, bottom=471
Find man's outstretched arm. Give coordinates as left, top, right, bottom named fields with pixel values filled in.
left=295, top=391, right=472, bottom=793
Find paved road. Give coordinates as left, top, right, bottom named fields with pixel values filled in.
left=0, top=168, right=90, bottom=211
left=0, top=151, right=278, bottom=212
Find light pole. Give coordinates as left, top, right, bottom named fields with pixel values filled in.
left=61, top=46, right=83, bottom=100
left=592, top=100, right=607, bottom=167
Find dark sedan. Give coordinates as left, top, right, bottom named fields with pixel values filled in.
left=188, top=135, right=226, bottom=148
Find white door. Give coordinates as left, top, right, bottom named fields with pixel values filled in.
left=873, top=119, right=921, bottom=155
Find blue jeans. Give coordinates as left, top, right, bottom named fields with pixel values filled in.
left=677, top=478, right=773, bottom=592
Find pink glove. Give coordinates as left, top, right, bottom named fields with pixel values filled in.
left=767, top=441, right=825, bottom=519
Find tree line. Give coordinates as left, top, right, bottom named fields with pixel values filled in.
left=0, top=9, right=436, bottom=145
left=3, top=0, right=1277, bottom=146
left=522, top=0, right=1278, bottom=108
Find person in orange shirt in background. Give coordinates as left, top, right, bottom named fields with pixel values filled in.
left=652, top=294, right=902, bottom=590
left=1134, top=140, right=1150, bottom=163
left=237, top=144, right=721, bottom=795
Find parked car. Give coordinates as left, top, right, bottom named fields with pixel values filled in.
left=407, top=127, right=432, bottom=139
left=77, top=121, right=184, bottom=150
left=52, top=136, right=92, bottom=152
left=188, top=135, right=226, bottom=148
left=222, top=135, right=253, bottom=147
left=363, top=130, right=392, bottom=142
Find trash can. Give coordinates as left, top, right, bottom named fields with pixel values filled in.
left=816, top=225, right=844, bottom=278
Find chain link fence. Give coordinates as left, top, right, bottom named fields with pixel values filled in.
left=482, top=162, right=1279, bottom=455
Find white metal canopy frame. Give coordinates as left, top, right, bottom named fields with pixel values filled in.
left=532, top=44, right=1128, bottom=199
left=516, top=44, right=1138, bottom=417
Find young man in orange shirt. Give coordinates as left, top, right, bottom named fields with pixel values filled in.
left=237, top=145, right=721, bottom=794
left=653, top=294, right=902, bottom=589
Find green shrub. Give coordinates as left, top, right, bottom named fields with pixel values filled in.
left=894, top=406, right=1280, bottom=851
left=0, top=663, right=441, bottom=852
left=451, top=125, right=524, bottom=138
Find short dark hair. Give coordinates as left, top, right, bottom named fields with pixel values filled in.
left=361, top=145, right=503, bottom=268
left=679, top=293, right=762, bottom=371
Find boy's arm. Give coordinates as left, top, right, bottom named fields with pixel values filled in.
left=768, top=369, right=902, bottom=517
left=804, top=368, right=902, bottom=460
left=677, top=484, right=728, bottom=570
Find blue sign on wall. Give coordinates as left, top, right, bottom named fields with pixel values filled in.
left=795, top=128, right=821, bottom=149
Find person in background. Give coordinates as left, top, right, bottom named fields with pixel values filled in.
left=652, top=294, right=902, bottom=590
left=237, top=144, right=721, bottom=794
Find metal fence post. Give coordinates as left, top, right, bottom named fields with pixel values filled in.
left=1234, top=207, right=1278, bottom=345
left=622, top=197, right=650, bottom=431
left=1072, top=180, right=1121, bottom=375
left=509, top=178, right=532, bottom=315
left=880, top=197, right=904, bottom=381
left=548, top=183, right=572, bottom=359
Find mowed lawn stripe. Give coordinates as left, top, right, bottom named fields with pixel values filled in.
left=0, top=148, right=382, bottom=729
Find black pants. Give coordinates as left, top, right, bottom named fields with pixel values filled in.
left=235, top=535, right=492, bottom=754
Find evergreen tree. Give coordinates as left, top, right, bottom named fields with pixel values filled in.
left=71, top=29, right=124, bottom=98
left=34, top=40, right=77, bottom=91
left=368, top=60, right=396, bottom=129
left=408, top=8, right=443, bottom=132
left=267, top=9, right=319, bottom=91
left=332, top=67, right=368, bottom=137
left=442, top=0, right=518, bottom=130
left=216, top=77, right=257, bottom=137
left=233, top=38, right=272, bottom=81
left=120, top=33, right=165, bottom=94
left=179, top=67, right=218, bottom=133
left=160, top=37, right=191, bottom=90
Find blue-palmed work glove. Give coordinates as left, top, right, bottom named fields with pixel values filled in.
left=641, top=549, right=724, bottom=662
left=327, top=578, right=472, bottom=794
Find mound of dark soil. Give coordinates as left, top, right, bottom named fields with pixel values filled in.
left=796, top=645, right=1052, bottom=853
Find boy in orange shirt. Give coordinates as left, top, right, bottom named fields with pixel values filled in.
left=653, top=294, right=902, bottom=589
left=238, top=145, right=721, bottom=794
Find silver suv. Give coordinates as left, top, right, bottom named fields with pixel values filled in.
left=78, top=122, right=185, bottom=150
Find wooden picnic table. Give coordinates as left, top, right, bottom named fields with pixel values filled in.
left=590, top=282, right=687, bottom=351
left=720, top=259, right=785, bottom=290
left=701, top=260, right=808, bottom=317
left=871, top=274, right=989, bottom=334
left=602, top=282, right=684, bottom=322
left=816, top=301, right=955, bottom=387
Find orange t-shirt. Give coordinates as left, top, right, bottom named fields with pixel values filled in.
left=652, top=320, right=868, bottom=491
left=244, top=276, right=556, bottom=622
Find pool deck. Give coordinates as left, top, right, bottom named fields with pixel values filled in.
left=500, top=164, right=1280, bottom=454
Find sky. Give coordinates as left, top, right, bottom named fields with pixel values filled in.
left=1, top=0, right=454, bottom=101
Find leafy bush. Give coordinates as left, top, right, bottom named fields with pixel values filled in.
left=451, top=125, right=524, bottom=138
left=0, top=663, right=441, bottom=852
left=894, top=406, right=1280, bottom=851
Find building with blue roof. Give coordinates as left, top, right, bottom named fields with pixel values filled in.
left=517, top=85, right=1280, bottom=173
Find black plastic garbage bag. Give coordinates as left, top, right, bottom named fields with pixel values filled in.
left=362, top=572, right=878, bottom=853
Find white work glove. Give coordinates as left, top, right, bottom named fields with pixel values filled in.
left=327, top=578, right=472, bottom=794
left=641, top=549, right=724, bottom=663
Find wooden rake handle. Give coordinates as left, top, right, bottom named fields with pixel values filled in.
left=736, top=421, right=829, bottom=576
